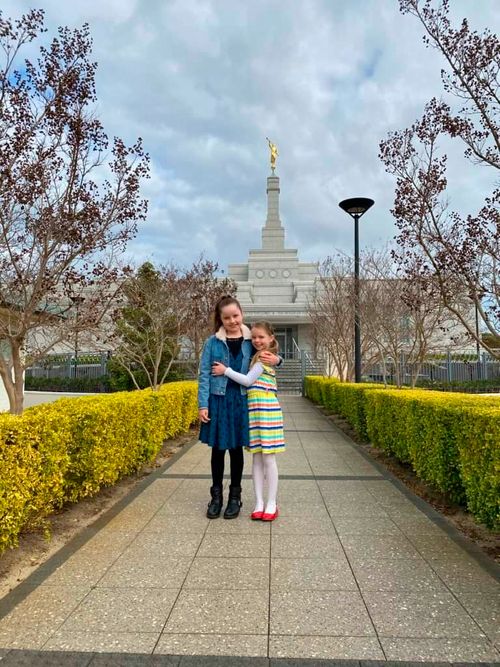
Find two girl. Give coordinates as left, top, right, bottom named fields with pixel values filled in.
left=212, top=320, right=285, bottom=521
left=198, top=296, right=284, bottom=520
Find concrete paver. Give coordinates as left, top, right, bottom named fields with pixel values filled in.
left=0, top=395, right=499, bottom=665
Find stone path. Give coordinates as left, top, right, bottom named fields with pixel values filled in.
left=0, top=396, right=498, bottom=665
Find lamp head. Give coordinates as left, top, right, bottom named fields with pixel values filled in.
left=339, top=197, right=374, bottom=218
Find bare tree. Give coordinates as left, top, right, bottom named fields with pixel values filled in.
left=363, top=252, right=467, bottom=386
left=308, top=253, right=379, bottom=381
left=310, top=248, right=467, bottom=385
left=0, top=10, right=149, bottom=412
left=379, top=0, right=499, bottom=358
left=181, top=257, right=237, bottom=367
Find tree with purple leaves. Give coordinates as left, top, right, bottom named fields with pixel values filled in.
left=0, top=10, right=150, bottom=413
left=380, top=0, right=499, bottom=359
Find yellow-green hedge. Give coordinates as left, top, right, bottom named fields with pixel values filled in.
left=305, top=376, right=500, bottom=529
left=365, top=389, right=500, bottom=525
left=455, top=404, right=500, bottom=529
left=304, top=376, right=380, bottom=440
left=303, top=376, right=337, bottom=405
left=0, top=381, right=198, bottom=553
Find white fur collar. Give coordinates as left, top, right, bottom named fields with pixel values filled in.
left=215, top=324, right=252, bottom=341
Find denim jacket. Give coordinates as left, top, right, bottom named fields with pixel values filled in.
left=198, top=325, right=254, bottom=409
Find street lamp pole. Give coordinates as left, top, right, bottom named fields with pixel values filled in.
left=353, top=211, right=361, bottom=384
left=339, top=197, right=374, bottom=383
left=70, top=295, right=85, bottom=379
left=475, top=301, right=481, bottom=380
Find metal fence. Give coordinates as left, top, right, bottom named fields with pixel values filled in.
left=25, top=350, right=500, bottom=389
left=364, top=351, right=500, bottom=386
left=25, top=354, right=199, bottom=381
left=25, top=353, right=109, bottom=380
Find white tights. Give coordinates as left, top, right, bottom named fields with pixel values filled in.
left=252, top=453, right=279, bottom=514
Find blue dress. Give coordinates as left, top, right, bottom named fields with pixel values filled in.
left=199, top=344, right=250, bottom=450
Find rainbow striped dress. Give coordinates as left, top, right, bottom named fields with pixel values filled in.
left=246, top=364, right=285, bottom=454
left=224, top=361, right=286, bottom=454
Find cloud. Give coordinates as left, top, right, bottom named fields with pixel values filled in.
left=3, top=0, right=498, bottom=271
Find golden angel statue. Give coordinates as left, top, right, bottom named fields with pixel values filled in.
left=266, top=137, right=278, bottom=171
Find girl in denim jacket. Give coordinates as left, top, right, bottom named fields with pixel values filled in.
left=198, top=296, right=280, bottom=519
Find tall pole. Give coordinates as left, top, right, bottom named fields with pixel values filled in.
left=475, top=302, right=481, bottom=380
left=354, top=213, right=361, bottom=383
left=73, top=304, right=79, bottom=380
left=338, top=197, right=374, bottom=384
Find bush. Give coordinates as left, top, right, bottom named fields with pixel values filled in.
left=24, top=375, right=110, bottom=393
left=0, top=410, right=71, bottom=552
left=416, top=378, right=500, bottom=393
left=106, top=358, right=186, bottom=392
left=455, top=405, right=500, bottom=528
left=366, top=389, right=500, bottom=528
left=304, top=376, right=338, bottom=405
left=304, top=376, right=500, bottom=529
left=0, top=381, right=198, bottom=553
left=305, top=376, right=381, bottom=440
left=331, top=382, right=384, bottom=441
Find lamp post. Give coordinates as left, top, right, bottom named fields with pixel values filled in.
left=475, top=301, right=481, bottom=380
left=339, top=197, right=374, bottom=383
left=70, top=295, right=85, bottom=379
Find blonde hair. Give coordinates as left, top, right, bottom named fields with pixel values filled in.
left=250, top=321, right=279, bottom=366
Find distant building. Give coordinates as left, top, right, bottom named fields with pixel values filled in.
left=228, top=173, right=318, bottom=358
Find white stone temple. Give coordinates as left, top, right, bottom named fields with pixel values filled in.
left=228, top=172, right=318, bottom=358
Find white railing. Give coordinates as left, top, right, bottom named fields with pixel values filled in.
left=291, top=337, right=301, bottom=360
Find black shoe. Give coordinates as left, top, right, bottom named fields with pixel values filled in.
left=207, top=485, right=223, bottom=519
left=224, top=485, right=242, bottom=519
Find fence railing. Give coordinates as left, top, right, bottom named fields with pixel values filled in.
left=25, top=353, right=109, bottom=380
left=25, top=350, right=499, bottom=389
left=363, top=351, right=500, bottom=385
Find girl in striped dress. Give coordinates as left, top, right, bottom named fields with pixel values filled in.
left=212, top=321, right=285, bottom=521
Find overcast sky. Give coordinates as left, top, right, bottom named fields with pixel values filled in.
left=4, top=1, right=499, bottom=272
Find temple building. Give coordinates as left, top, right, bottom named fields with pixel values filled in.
left=228, top=171, right=318, bottom=359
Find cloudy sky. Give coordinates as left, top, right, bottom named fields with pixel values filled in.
left=4, top=0, right=499, bottom=272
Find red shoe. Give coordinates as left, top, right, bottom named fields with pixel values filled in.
left=251, top=510, right=264, bottom=520
left=261, top=507, right=279, bottom=521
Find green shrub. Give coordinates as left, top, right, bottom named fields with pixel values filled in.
left=106, top=358, right=186, bottom=391
left=25, top=375, right=110, bottom=393
left=365, top=388, right=500, bottom=527
left=304, top=376, right=381, bottom=440
left=304, top=376, right=338, bottom=405
left=0, top=381, right=198, bottom=553
left=305, top=376, right=500, bottom=528
left=332, top=383, right=384, bottom=441
left=455, top=405, right=500, bottom=527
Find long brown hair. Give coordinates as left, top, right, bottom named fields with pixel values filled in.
left=251, top=321, right=279, bottom=366
left=213, top=295, right=242, bottom=333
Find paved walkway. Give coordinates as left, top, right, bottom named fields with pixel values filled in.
left=0, top=396, right=499, bottom=666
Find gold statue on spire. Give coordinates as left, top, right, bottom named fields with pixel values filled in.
left=266, top=137, right=278, bottom=172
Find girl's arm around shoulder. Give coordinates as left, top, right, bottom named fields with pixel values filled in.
left=223, top=362, right=263, bottom=387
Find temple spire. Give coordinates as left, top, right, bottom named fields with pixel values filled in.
left=261, top=174, right=285, bottom=250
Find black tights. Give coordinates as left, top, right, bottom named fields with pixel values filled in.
left=211, top=446, right=243, bottom=487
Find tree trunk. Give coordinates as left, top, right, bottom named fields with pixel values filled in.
left=0, top=342, right=25, bottom=414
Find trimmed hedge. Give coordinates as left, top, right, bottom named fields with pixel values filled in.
left=305, top=376, right=500, bottom=529
left=456, top=405, right=500, bottom=528
left=303, top=376, right=337, bottom=405
left=304, top=377, right=380, bottom=441
left=0, top=381, right=198, bottom=553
